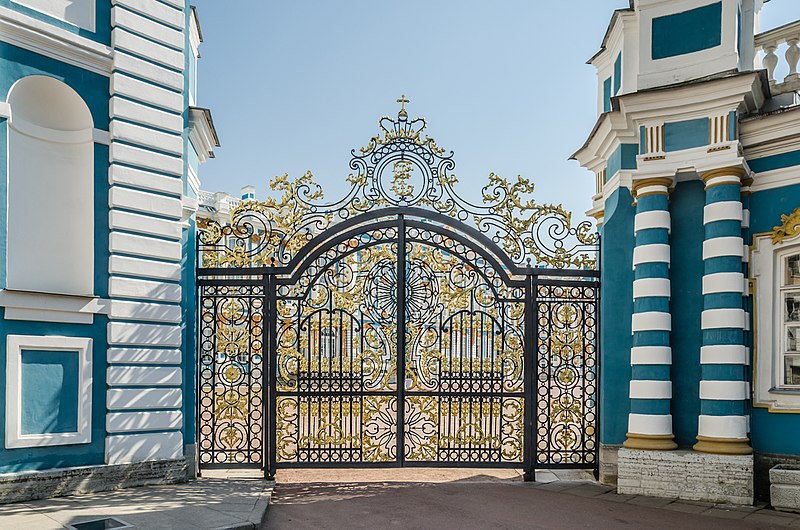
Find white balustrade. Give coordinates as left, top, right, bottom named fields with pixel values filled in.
left=755, top=20, right=800, bottom=94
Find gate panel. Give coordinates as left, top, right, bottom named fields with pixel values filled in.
left=535, top=282, right=598, bottom=467
left=275, top=228, right=401, bottom=464
left=403, top=231, right=526, bottom=465
left=198, top=283, right=265, bottom=467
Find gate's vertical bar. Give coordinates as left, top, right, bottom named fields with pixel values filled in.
left=523, top=272, right=536, bottom=482
left=196, top=281, right=203, bottom=478
left=594, top=236, right=602, bottom=480
left=396, top=215, right=406, bottom=465
left=265, top=274, right=278, bottom=479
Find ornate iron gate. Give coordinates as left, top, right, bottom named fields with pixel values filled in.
left=196, top=101, right=599, bottom=479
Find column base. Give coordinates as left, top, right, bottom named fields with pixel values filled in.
left=623, top=432, right=678, bottom=451
left=618, top=448, right=753, bottom=504
left=694, top=435, right=753, bottom=455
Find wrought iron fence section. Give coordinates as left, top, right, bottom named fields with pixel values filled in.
left=198, top=283, right=265, bottom=467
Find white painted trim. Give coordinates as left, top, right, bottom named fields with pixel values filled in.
left=703, top=237, right=744, bottom=259
left=705, top=175, right=742, bottom=188
left=632, top=244, right=671, bottom=267
left=703, top=201, right=743, bottom=223
left=631, top=346, right=672, bottom=365
left=742, top=209, right=750, bottom=229
left=109, top=276, right=182, bottom=302
left=701, top=309, right=746, bottom=330
left=107, top=322, right=182, bottom=347
left=107, top=348, right=181, bottom=365
left=107, top=365, right=182, bottom=386
left=628, top=413, right=672, bottom=436
left=107, top=388, right=182, bottom=410
left=634, top=210, right=670, bottom=233
left=92, top=128, right=110, bottom=145
left=109, top=300, right=182, bottom=323
left=109, top=165, right=183, bottom=197
left=105, top=431, right=183, bottom=465
left=635, top=184, right=669, bottom=196
left=631, top=311, right=671, bottom=332
left=108, top=255, right=182, bottom=282
left=0, top=290, right=110, bottom=325
left=107, top=410, right=182, bottom=433
left=697, top=415, right=748, bottom=439
left=700, top=345, right=749, bottom=365
left=112, top=0, right=185, bottom=30
left=633, top=278, right=671, bottom=299
left=0, top=6, right=112, bottom=77
left=0, top=101, right=9, bottom=118
left=702, top=272, right=745, bottom=295
left=630, top=380, right=672, bottom=399
left=5, top=335, right=92, bottom=448
left=751, top=234, right=800, bottom=410
left=699, top=381, right=749, bottom=401
left=749, top=166, right=800, bottom=193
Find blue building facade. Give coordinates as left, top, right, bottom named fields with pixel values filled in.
left=0, top=0, right=217, bottom=501
left=575, top=0, right=800, bottom=505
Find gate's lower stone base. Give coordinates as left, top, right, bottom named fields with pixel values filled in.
left=0, top=459, right=189, bottom=504
left=599, top=444, right=621, bottom=486
left=617, top=449, right=753, bottom=505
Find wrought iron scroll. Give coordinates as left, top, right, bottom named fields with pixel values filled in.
left=198, top=101, right=598, bottom=270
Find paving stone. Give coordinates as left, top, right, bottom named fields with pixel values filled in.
left=744, top=511, right=799, bottom=527
left=564, top=484, right=614, bottom=498
left=597, top=491, right=638, bottom=503
left=663, top=501, right=712, bottom=514
left=626, top=495, right=676, bottom=508
left=703, top=507, right=754, bottom=520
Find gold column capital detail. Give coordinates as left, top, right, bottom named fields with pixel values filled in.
left=631, top=177, right=673, bottom=198
left=701, top=167, right=748, bottom=187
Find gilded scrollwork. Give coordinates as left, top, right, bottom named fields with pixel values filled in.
left=198, top=101, right=597, bottom=270
left=773, top=207, right=800, bottom=244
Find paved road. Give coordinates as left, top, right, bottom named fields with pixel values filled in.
left=265, top=469, right=797, bottom=529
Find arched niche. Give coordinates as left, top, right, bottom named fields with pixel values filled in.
left=7, top=75, right=95, bottom=296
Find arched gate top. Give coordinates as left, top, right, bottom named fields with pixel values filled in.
left=197, top=100, right=598, bottom=273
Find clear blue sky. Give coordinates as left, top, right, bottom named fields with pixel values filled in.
left=192, top=0, right=797, bottom=219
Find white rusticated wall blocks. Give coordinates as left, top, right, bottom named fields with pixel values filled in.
left=106, top=0, right=187, bottom=465
left=618, top=449, right=753, bottom=505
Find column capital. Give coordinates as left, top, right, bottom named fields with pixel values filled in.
left=631, top=177, right=673, bottom=199
left=701, top=167, right=749, bottom=189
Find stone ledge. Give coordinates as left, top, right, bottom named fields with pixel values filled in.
left=0, top=458, right=188, bottom=504
left=618, top=448, right=753, bottom=505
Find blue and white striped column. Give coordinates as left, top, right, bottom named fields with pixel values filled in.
left=625, top=178, right=677, bottom=451
left=695, top=168, right=752, bottom=455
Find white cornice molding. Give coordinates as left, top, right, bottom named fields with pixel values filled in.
left=617, top=73, right=765, bottom=122
left=633, top=143, right=748, bottom=181
left=740, top=107, right=800, bottom=158
left=188, top=107, right=219, bottom=164
left=574, top=74, right=766, bottom=173
left=750, top=166, right=800, bottom=193
left=0, top=289, right=110, bottom=325
left=0, top=6, right=112, bottom=77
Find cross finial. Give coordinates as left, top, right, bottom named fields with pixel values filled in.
left=397, top=94, right=410, bottom=117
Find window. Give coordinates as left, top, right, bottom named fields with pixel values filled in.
left=6, top=76, right=95, bottom=296
left=780, top=254, right=800, bottom=386
left=752, top=224, right=800, bottom=411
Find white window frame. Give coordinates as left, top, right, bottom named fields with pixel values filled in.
left=752, top=232, right=800, bottom=410
left=5, top=335, right=93, bottom=448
